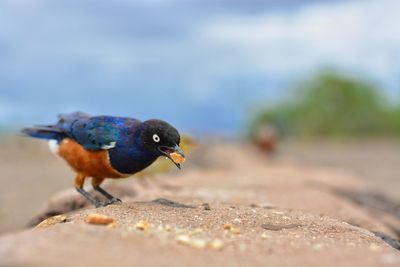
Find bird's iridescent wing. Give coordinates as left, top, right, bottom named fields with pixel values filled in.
left=65, top=116, right=124, bottom=151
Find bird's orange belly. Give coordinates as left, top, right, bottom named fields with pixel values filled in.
left=57, top=138, right=128, bottom=179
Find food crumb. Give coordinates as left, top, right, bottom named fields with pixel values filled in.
left=176, top=235, right=191, bottom=244
left=36, top=215, right=67, bottom=228
left=85, top=214, right=114, bottom=225
left=223, top=223, right=233, bottom=230
left=191, top=239, right=208, bottom=249
left=261, top=233, right=270, bottom=239
left=223, top=223, right=240, bottom=234
left=209, top=239, right=224, bottom=250
left=369, top=243, right=382, bottom=252
left=170, top=152, right=185, bottom=164
left=135, top=220, right=150, bottom=232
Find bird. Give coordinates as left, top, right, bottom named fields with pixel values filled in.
left=22, top=112, right=186, bottom=207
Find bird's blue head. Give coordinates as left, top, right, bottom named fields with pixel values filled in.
left=139, top=119, right=185, bottom=169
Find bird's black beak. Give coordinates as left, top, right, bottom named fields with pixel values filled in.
left=158, top=144, right=186, bottom=169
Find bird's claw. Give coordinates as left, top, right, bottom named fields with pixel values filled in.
left=103, top=198, right=122, bottom=206
left=94, top=201, right=104, bottom=208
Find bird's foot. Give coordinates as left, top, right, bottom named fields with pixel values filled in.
left=102, top=198, right=122, bottom=207
left=94, top=200, right=105, bottom=208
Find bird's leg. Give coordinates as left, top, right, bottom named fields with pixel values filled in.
left=92, top=177, right=122, bottom=206
left=74, top=174, right=103, bottom=208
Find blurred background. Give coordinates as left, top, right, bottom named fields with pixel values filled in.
left=0, top=0, right=399, bottom=233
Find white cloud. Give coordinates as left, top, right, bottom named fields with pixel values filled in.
left=199, top=0, right=400, bottom=84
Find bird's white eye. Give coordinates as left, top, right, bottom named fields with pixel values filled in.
left=153, top=134, right=160, bottom=143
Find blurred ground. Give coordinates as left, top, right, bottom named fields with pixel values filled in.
left=0, top=137, right=400, bottom=233
left=0, top=136, right=399, bottom=266
left=279, top=140, right=400, bottom=201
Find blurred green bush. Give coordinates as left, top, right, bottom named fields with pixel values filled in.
left=250, top=71, right=400, bottom=139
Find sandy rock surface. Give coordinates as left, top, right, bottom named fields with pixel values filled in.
left=0, top=143, right=399, bottom=267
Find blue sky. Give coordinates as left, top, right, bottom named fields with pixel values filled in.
left=0, top=0, right=399, bottom=134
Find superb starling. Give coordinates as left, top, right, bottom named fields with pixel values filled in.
left=22, top=112, right=185, bottom=207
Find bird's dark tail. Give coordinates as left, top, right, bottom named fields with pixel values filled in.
left=21, top=125, right=65, bottom=140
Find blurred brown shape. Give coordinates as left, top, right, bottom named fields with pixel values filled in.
left=252, top=123, right=278, bottom=153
